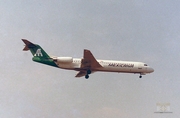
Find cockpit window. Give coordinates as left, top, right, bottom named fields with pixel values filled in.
left=144, top=64, right=148, bottom=66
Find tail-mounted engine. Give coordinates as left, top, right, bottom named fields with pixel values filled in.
left=53, top=57, right=73, bottom=63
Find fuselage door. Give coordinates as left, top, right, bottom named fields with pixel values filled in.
left=138, top=63, right=143, bottom=69
left=143, top=63, right=148, bottom=73
left=138, top=63, right=147, bottom=73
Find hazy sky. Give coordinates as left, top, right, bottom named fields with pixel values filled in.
left=0, top=0, right=180, bottom=118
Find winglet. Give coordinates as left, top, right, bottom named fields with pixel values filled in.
left=22, top=39, right=36, bottom=51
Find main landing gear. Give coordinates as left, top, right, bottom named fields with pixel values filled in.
left=85, top=70, right=91, bottom=79
left=85, top=75, right=89, bottom=79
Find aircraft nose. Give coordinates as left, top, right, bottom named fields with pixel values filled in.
left=148, top=67, right=154, bottom=73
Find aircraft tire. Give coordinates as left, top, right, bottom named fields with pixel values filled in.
left=85, top=75, right=89, bottom=79
left=87, top=70, right=91, bottom=74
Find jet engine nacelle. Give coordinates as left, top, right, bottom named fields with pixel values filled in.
left=56, top=57, right=73, bottom=63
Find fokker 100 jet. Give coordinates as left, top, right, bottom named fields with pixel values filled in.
left=22, top=39, right=154, bottom=79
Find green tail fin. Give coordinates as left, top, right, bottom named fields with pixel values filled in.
left=22, top=39, right=58, bottom=67
left=22, top=39, right=50, bottom=58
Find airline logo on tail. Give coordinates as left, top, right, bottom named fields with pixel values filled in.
left=34, top=49, right=43, bottom=57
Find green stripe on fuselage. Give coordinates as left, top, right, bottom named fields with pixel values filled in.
left=32, top=57, right=58, bottom=68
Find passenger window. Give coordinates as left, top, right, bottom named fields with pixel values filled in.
left=144, top=64, right=148, bottom=66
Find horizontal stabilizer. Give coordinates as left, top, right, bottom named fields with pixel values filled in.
left=23, top=45, right=29, bottom=51
left=22, top=39, right=36, bottom=51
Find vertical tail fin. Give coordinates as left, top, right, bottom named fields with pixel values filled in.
left=22, top=39, right=50, bottom=58
left=22, top=39, right=58, bottom=67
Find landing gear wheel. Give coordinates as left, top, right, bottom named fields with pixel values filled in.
left=85, top=75, right=89, bottom=79
left=139, top=75, right=142, bottom=78
left=87, top=70, right=91, bottom=74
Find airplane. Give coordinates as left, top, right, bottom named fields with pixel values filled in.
left=22, top=39, right=154, bottom=79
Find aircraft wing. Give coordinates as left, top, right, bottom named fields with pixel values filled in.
left=75, top=71, right=87, bottom=77
left=75, top=49, right=102, bottom=77
left=81, top=49, right=102, bottom=69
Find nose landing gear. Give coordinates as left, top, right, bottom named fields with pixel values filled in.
left=139, top=72, right=146, bottom=78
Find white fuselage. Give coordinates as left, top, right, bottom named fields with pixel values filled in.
left=22, top=39, right=154, bottom=78
left=55, top=58, right=154, bottom=75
